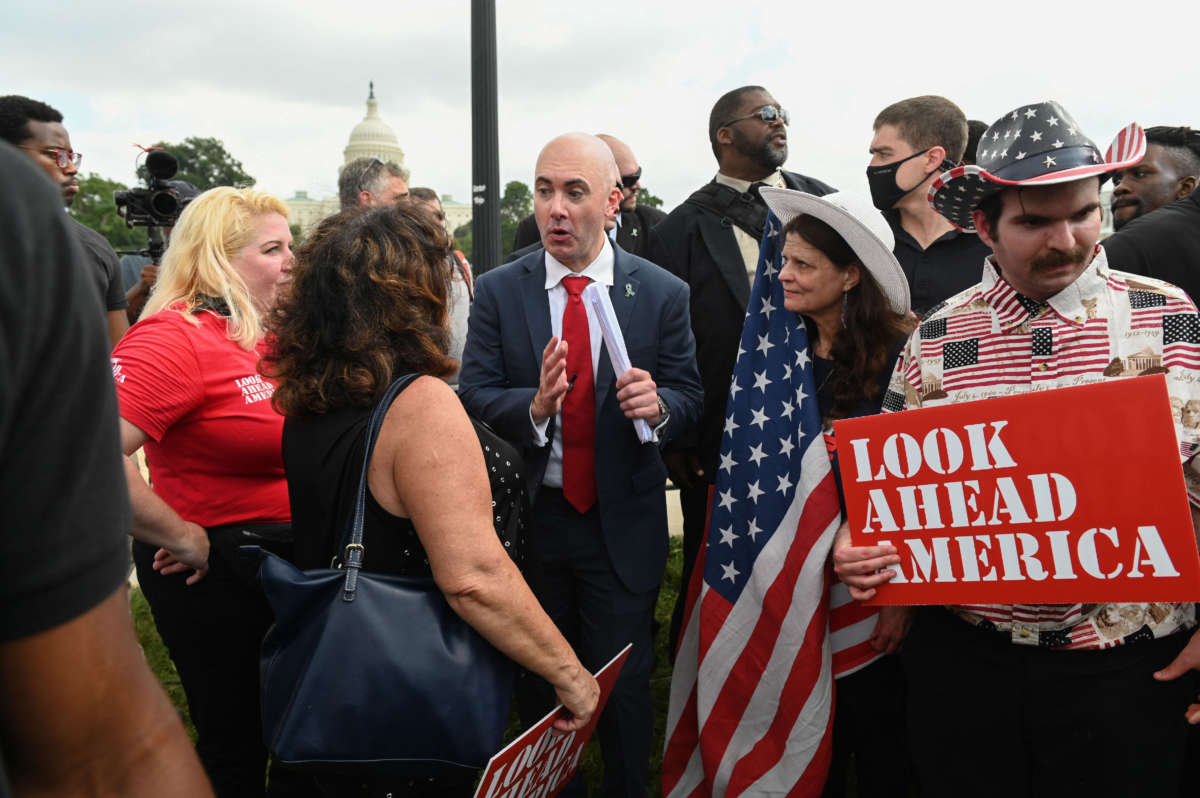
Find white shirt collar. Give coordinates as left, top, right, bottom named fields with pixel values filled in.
left=714, top=170, right=785, bottom=193
left=544, top=237, right=615, bottom=290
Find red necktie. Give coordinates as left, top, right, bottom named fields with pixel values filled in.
left=560, top=275, right=597, bottom=513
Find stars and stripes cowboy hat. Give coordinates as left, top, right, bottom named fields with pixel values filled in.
left=759, top=187, right=910, bottom=315
left=928, top=100, right=1145, bottom=232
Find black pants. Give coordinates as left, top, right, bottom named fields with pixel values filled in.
left=822, top=654, right=912, bottom=798
left=134, top=537, right=305, bottom=797
left=668, top=482, right=711, bottom=659
left=901, top=607, right=1193, bottom=798
left=516, top=487, right=657, bottom=798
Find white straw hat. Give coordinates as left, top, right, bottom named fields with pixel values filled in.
left=759, top=187, right=910, bottom=315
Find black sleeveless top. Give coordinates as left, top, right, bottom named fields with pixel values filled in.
left=282, top=406, right=434, bottom=575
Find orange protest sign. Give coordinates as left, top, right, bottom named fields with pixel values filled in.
left=833, top=375, right=1200, bottom=605
left=473, top=644, right=631, bottom=798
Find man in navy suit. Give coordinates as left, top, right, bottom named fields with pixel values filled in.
left=459, top=132, right=702, bottom=796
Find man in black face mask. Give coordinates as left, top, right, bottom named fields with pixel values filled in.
left=866, top=95, right=992, bottom=317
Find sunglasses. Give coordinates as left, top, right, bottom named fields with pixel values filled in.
left=359, top=156, right=387, bottom=192
left=721, top=105, right=789, bottom=128
left=620, top=167, right=642, bottom=190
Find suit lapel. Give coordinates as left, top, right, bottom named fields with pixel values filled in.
left=698, top=215, right=752, bottom=309
left=519, top=256, right=552, bottom=368
left=596, top=250, right=640, bottom=404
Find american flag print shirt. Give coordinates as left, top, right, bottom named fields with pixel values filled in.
left=881, top=245, right=1199, bottom=649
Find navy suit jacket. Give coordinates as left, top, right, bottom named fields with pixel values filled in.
left=458, top=245, right=703, bottom=593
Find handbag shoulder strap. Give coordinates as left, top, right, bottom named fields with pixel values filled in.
left=339, top=373, right=420, bottom=601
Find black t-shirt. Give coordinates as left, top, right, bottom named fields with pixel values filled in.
left=1101, top=187, right=1200, bottom=306
left=66, top=214, right=128, bottom=312
left=885, top=210, right=993, bottom=318
left=0, top=143, right=131, bottom=642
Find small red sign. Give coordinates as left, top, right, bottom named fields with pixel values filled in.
left=473, top=644, right=631, bottom=798
left=834, top=376, right=1200, bottom=605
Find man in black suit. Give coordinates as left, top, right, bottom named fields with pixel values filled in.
left=509, top=134, right=666, bottom=259
left=460, top=132, right=702, bottom=796
left=645, top=85, right=834, bottom=650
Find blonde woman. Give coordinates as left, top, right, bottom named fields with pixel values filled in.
left=111, top=187, right=300, bottom=797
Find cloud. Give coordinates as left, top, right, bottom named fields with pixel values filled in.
left=4, top=0, right=1193, bottom=221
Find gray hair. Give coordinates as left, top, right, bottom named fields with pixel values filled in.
left=339, top=156, right=408, bottom=209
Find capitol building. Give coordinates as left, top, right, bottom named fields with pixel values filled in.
left=284, top=83, right=472, bottom=236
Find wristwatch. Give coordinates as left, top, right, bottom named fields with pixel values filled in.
left=655, top=394, right=670, bottom=426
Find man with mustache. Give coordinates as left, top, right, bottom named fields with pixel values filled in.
left=1102, top=127, right=1200, bottom=306
left=646, top=86, right=834, bottom=651
left=0, top=95, right=128, bottom=349
left=1108, top=126, right=1200, bottom=232
left=833, top=101, right=1200, bottom=797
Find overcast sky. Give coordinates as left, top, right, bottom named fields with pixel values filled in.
left=4, top=0, right=1194, bottom=213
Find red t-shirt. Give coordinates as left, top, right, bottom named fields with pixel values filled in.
left=112, top=308, right=290, bottom=528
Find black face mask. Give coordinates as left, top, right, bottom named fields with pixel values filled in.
left=866, top=148, right=953, bottom=211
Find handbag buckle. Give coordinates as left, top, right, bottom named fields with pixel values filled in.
left=343, top=543, right=365, bottom=561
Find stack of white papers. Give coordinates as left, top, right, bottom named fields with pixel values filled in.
left=582, top=282, right=656, bottom=443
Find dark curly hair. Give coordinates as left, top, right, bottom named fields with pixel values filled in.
left=784, top=214, right=913, bottom=422
left=263, top=205, right=456, bottom=416
left=0, top=95, right=63, bottom=145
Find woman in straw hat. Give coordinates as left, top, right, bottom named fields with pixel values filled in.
left=759, top=187, right=915, bottom=797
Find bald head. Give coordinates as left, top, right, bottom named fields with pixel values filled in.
left=596, top=133, right=642, bottom=211
left=533, top=133, right=623, bottom=271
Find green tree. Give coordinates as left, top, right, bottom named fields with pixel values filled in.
left=69, top=173, right=148, bottom=252
left=637, top=187, right=664, bottom=209
left=137, top=136, right=255, bottom=190
left=453, top=221, right=473, bottom=264
left=500, top=180, right=532, bottom=253
left=288, top=223, right=304, bottom=248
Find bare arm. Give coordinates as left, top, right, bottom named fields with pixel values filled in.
left=120, top=418, right=209, bottom=584
left=370, top=377, right=599, bottom=731
left=0, top=588, right=212, bottom=796
left=1151, top=504, right=1200, bottom=723
left=106, top=309, right=129, bottom=350
left=125, top=264, right=157, bottom=324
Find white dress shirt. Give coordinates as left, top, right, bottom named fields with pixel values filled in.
left=714, top=169, right=785, bottom=283
left=531, top=239, right=614, bottom=488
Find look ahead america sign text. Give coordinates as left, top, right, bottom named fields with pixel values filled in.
left=835, top=376, right=1200, bottom=605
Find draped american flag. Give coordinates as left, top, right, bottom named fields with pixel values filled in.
left=662, top=212, right=842, bottom=798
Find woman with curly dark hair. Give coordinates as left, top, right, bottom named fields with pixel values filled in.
left=759, top=188, right=916, bottom=798
left=262, top=205, right=598, bottom=796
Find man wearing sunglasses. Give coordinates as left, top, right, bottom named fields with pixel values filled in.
left=0, top=95, right=129, bottom=350
left=509, top=134, right=664, bottom=259
left=645, top=86, right=835, bottom=651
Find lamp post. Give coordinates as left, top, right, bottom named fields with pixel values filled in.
left=471, top=0, right=500, bottom=274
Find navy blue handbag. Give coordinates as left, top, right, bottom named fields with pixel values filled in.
left=246, top=375, right=515, bottom=775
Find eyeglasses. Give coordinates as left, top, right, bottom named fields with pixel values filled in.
left=620, top=167, right=642, bottom=190
left=20, top=146, right=82, bottom=169
left=720, top=105, right=789, bottom=129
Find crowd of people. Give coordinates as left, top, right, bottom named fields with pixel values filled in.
left=1, top=83, right=1199, bottom=798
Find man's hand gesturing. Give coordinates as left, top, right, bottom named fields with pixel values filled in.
left=531, top=336, right=570, bottom=423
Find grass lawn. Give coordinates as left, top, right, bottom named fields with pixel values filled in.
left=132, top=536, right=686, bottom=795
